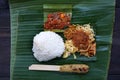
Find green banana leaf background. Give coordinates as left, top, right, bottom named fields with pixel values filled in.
left=10, top=0, right=115, bottom=80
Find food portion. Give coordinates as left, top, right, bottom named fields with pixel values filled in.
left=63, top=24, right=96, bottom=59
left=44, top=12, right=71, bottom=30
left=32, top=31, right=65, bottom=62
left=63, top=40, right=78, bottom=59
left=60, top=64, right=89, bottom=73
left=29, top=64, right=89, bottom=74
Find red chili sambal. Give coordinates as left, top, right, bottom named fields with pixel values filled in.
left=44, top=12, right=71, bottom=29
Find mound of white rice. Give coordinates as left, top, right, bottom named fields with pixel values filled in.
left=32, top=31, right=65, bottom=62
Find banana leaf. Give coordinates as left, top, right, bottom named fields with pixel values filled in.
left=10, top=0, right=115, bottom=80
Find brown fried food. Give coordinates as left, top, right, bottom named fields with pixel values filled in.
left=80, top=43, right=96, bottom=57
left=72, top=30, right=89, bottom=50
left=64, top=24, right=96, bottom=57
left=64, top=25, right=77, bottom=39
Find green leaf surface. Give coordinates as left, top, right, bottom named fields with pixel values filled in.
left=10, top=0, right=115, bottom=80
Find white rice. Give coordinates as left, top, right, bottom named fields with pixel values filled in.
left=32, top=31, right=65, bottom=62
